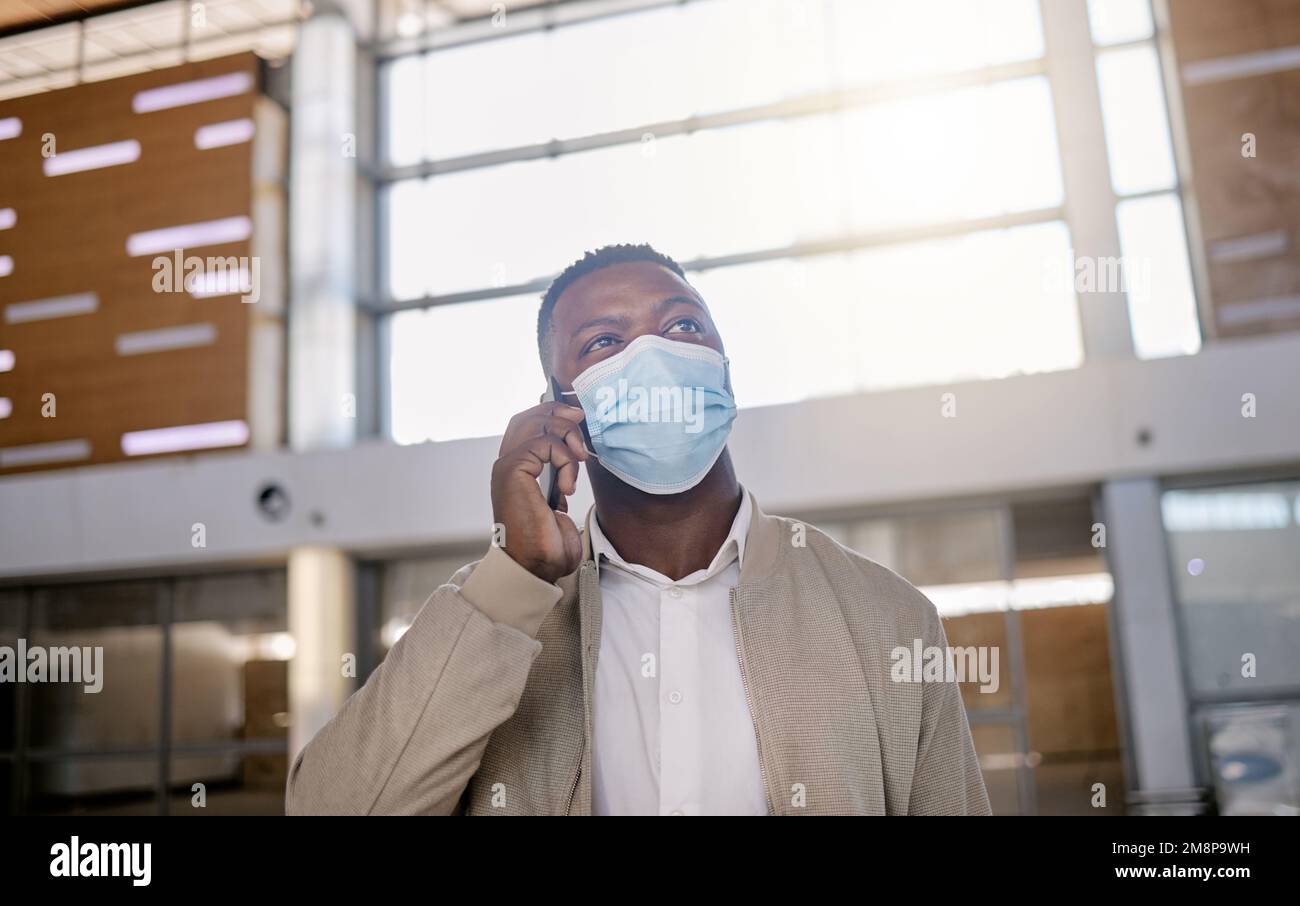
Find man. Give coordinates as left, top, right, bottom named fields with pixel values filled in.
left=286, top=244, right=990, bottom=816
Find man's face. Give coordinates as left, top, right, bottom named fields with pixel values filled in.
left=546, top=261, right=725, bottom=393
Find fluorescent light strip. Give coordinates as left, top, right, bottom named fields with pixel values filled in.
left=43, top=139, right=141, bottom=177
left=0, top=398, right=10, bottom=419
left=189, top=265, right=252, bottom=298
left=116, top=323, right=217, bottom=356
left=195, top=118, right=255, bottom=150
left=0, top=439, right=91, bottom=468
left=126, top=216, right=252, bottom=257
left=919, top=573, right=1115, bottom=617
left=133, top=72, right=254, bottom=114
left=121, top=419, right=249, bottom=456
left=0, top=208, right=14, bottom=230
left=1209, top=230, right=1289, bottom=263
left=1163, top=491, right=1291, bottom=532
left=0, top=255, right=11, bottom=277
left=5, top=292, right=98, bottom=324
left=0, top=349, right=13, bottom=372
left=0, top=117, right=20, bottom=141
left=1183, top=44, right=1300, bottom=86
left=1217, top=295, right=1300, bottom=327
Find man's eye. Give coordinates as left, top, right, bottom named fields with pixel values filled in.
left=584, top=335, right=618, bottom=354
left=666, top=318, right=701, bottom=334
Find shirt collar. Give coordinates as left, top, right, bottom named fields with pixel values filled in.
left=588, top=486, right=752, bottom=584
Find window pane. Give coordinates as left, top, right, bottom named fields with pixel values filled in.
left=390, top=79, right=1064, bottom=299
left=29, top=583, right=162, bottom=752
left=694, top=221, right=1082, bottom=409
left=423, top=29, right=552, bottom=159
left=394, top=0, right=1044, bottom=163
left=1115, top=192, right=1201, bottom=359
left=383, top=54, right=426, bottom=168
left=389, top=294, right=545, bottom=443
left=412, top=0, right=834, bottom=161
left=387, top=221, right=1081, bottom=443
left=841, top=76, right=1063, bottom=232
left=169, top=571, right=289, bottom=809
left=1163, top=482, right=1300, bottom=697
left=380, top=552, right=485, bottom=655
left=1096, top=44, right=1177, bottom=196
left=385, top=178, right=431, bottom=300
left=683, top=0, right=832, bottom=115
left=828, top=0, right=1044, bottom=84
left=400, top=117, right=845, bottom=298
left=1087, top=0, right=1154, bottom=46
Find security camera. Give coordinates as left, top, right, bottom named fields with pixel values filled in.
left=256, top=482, right=291, bottom=522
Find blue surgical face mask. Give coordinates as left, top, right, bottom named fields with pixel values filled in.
left=565, top=334, right=737, bottom=495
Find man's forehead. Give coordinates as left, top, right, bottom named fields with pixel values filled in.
left=553, top=260, right=699, bottom=318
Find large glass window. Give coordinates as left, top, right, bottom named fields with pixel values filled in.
left=815, top=494, right=1122, bottom=815
left=1163, top=481, right=1300, bottom=698
left=1088, top=0, right=1203, bottom=359
left=2, top=572, right=289, bottom=816
left=380, top=0, right=1201, bottom=443
left=1163, top=478, right=1300, bottom=815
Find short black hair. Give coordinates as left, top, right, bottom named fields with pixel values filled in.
left=537, top=243, right=688, bottom=371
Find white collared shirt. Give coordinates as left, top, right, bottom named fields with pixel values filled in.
left=588, top=490, right=767, bottom=816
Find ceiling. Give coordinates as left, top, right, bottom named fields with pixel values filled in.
left=0, top=0, right=563, bottom=37
left=0, top=1, right=142, bottom=34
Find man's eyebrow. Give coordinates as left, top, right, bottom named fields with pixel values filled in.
left=573, top=314, right=630, bottom=334
left=655, top=293, right=707, bottom=314
left=571, top=294, right=706, bottom=336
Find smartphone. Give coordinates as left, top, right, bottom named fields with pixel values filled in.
left=539, top=376, right=566, bottom=510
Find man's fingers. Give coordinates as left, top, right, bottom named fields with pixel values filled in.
left=557, top=459, right=579, bottom=497
left=500, top=404, right=586, bottom=455
left=506, top=434, right=578, bottom=480
left=543, top=416, right=589, bottom=463
left=548, top=402, right=585, bottom=424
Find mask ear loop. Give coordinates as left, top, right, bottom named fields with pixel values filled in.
left=559, top=390, right=599, bottom=459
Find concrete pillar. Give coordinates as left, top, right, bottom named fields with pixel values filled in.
left=288, top=546, right=356, bottom=758
left=289, top=9, right=359, bottom=451
left=1102, top=478, right=1200, bottom=811
left=286, top=4, right=370, bottom=757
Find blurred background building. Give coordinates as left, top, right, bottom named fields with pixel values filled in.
left=0, top=0, right=1297, bottom=815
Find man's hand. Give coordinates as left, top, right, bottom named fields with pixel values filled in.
left=489, top=402, right=589, bottom=584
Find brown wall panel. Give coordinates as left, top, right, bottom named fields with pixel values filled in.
left=1164, top=0, right=1300, bottom=62
left=1021, top=603, right=1121, bottom=756
left=0, top=53, right=260, bottom=474
left=1168, top=0, right=1300, bottom=336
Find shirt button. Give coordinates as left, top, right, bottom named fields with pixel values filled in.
left=668, top=587, right=683, bottom=599
left=668, top=690, right=683, bottom=705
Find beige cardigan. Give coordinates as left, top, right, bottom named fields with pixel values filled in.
left=286, top=493, right=991, bottom=815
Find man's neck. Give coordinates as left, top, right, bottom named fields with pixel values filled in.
left=589, top=452, right=743, bottom=582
